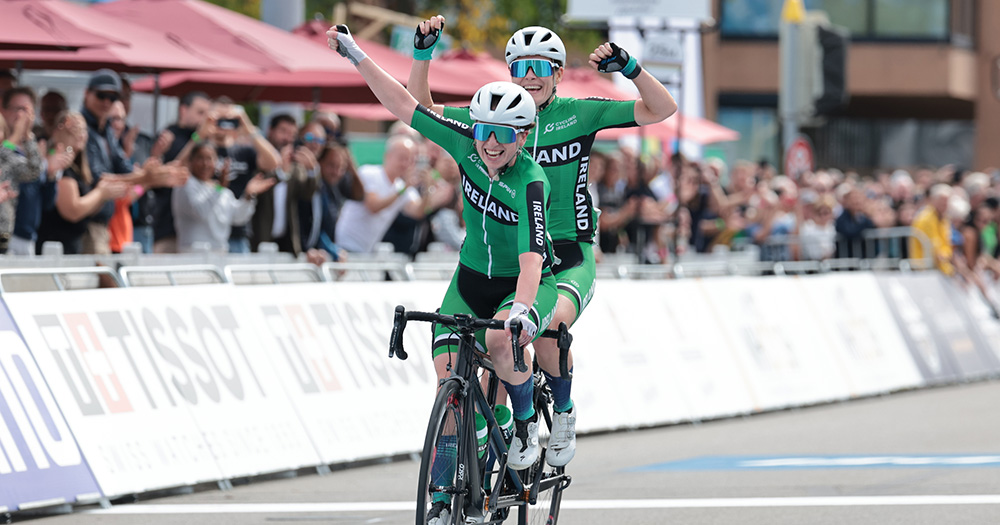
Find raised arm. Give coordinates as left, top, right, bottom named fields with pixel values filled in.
left=407, top=16, right=447, bottom=115
left=590, top=42, right=678, bottom=126
left=327, top=26, right=420, bottom=125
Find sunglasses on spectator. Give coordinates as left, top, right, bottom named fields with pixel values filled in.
left=509, top=59, right=557, bottom=78
left=472, top=123, right=521, bottom=144
left=95, top=92, right=119, bottom=102
left=301, top=132, right=326, bottom=145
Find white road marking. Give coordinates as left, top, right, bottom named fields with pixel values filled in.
left=85, top=495, right=1000, bottom=514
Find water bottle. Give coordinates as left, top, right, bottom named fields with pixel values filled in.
left=494, top=405, right=513, bottom=446
left=475, top=412, right=488, bottom=459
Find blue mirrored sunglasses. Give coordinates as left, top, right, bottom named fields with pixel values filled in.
left=472, top=123, right=519, bottom=144
left=509, top=59, right=556, bottom=78
left=302, top=132, right=326, bottom=145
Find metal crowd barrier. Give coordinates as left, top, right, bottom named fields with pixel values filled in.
left=225, top=263, right=324, bottom=285
left=120, top=265, right=227, bottom=287
left=0, top=228, right=938, bottom=292
left=0, top=267, right=123, bottom=293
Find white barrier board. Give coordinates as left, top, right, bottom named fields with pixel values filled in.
left=0, top=271, right=952, bottom=497
left=698, top=277, right=853, bottom=409
left=568, top=280, right=756, bottom=432
left=237, top=282, right=446, bottom=463
left=796, top=274, right=922, bottom=395
left=4, top=287, right=321, bottom=496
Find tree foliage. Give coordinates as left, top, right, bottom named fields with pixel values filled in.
left=416, top=0, right=603, bottom=64
left=204, top=0, right=603, bottom=65
left=204, top=0, right=261, bottom=19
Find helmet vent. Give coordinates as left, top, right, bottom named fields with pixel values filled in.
left=490, top=94, right=504, bottom=111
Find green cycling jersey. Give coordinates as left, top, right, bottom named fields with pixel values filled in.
left=411, top=105, right=553, bottom=278
left=443, top=95, right=636, bottom=242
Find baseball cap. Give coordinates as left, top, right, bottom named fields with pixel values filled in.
left=87, top=69, right=122, bottom=93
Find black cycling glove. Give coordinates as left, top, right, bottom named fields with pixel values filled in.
left=597, top=42, right=642, bottom=80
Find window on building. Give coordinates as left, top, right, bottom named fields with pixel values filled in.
left=721, top=0, right=954, bottom=42
left=873, top=0, right=948, bottom=39
left=716, top=106, right=781, bottom=167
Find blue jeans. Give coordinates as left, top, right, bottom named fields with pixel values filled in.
left=228, top=237, right=251, bottom=254
left=133, top=226, right=154, bottom=254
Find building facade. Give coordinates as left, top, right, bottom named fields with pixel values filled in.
left=703, top=0, right=997, bottom=174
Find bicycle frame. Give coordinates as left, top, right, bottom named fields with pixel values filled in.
left=388, top=305, right=573, bottom=523
left=439, top=325, right=530, bottom=516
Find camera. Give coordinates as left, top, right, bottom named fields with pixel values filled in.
left=217, top=118, right=240, bottom=131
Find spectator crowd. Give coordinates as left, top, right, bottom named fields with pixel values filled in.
left=0, top=68, right=460, bottom=266
left=2, top=66, right=998, bottom=291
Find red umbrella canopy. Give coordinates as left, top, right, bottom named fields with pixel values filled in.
left=431, top=48, right=510, bottom=90
left=596, top=115, right=740, bottom=145
left=130, top=18, right=487, bottom=105
left=0, top=0, right=255, bottom=72
left=293, top=20, right=480, bottom=99
left=556, top=67, right=636, bottom=100
left=131, top=68, right=381, bottom=104
left=0, top=0, right=124, bottom=50
left=95, top=0, right=341, bottom=73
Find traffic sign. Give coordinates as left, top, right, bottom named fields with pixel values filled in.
left=784, top=135, right=815, bottom=178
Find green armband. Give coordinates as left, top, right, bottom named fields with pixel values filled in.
left=1, top=140, right=17, bottom=151
left=191, top=132, right=201, bottom=143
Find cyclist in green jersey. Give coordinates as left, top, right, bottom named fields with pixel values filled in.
left=409, top=17, right=678, bottom=467
left=329, top=23, right=558, bottom=489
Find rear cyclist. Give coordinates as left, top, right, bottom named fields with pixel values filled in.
left=409, top=17, right=678, bottom=467
left=328, top=24, right=559, bottom=525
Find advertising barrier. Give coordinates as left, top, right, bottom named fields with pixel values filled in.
left=875, top=273, right=1000, bottom=382
left=3, top=287, right=321, bottom=498
left=794, top=274, right=922, bottom=396
left=0, top=299, right=101, bottom=512
left=235, top=282, right=446, bottom=463
left=0, top=270, right=994, bottom=512
left=700, top=276, right=855, bottom=409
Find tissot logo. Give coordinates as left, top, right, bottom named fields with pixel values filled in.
left=462, top=173, right=518, bottom=225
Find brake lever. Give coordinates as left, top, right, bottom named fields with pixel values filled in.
left=389, top=305, right=409, bottom=360
left=510, top=318, right=528, bottom=373
left=557, top=322, right=573, bottom=380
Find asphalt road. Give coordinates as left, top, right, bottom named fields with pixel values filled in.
left=20, top=380, right=1000, bottom=525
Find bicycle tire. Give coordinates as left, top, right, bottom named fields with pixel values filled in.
left=416, top=380, right=469, bottom=525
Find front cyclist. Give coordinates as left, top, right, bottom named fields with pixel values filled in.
left=328, top=24, right=559, bottom=525
left=409, top=17, right=678, bottom=467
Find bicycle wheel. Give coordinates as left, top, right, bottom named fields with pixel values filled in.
left=518, top=382, right=565, bottom=525
left=416, top=379, right=468, bottom=525
left=518, top=465, right=564, bottom=525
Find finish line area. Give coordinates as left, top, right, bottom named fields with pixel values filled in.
left=25, top=380, right=1000, bottom=525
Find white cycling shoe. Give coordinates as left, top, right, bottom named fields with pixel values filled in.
left=546, top=406, right=576, bottom=467
left=507, top=414, right=539, bottom=470
left=426, top=501, right=450, bottom=525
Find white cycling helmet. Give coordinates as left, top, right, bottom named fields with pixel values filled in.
left=505, top=26, right=566, bottom=66
left=469, top=82, right=535, bottom=128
